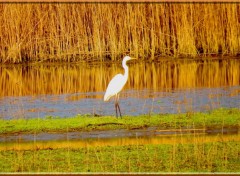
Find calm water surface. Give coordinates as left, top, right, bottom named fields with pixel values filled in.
left=1, top=127, right=239, bottom=150
left=0, top=58, right=240, bottom=119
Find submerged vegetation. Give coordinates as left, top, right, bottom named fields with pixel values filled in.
left=0, top=3, right=240, bottom=63
left=0, top=108, right=239, bottom=135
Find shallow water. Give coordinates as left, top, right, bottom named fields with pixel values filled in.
left=0, top=126, right=239, bottom=143
left=0, top=128, right=239, bottom=151
left=1, top=86, right=240, bottom=119
left=0, top=58, right=240, bottom=119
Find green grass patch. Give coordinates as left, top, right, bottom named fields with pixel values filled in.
left=0, top=108, right=239, bottom=135
left=0, top=141, right=239, bottom=172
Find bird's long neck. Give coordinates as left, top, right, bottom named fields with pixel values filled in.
left=123, top=61, right=129, bottom=80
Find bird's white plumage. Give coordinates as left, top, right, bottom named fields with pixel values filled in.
left=104, top=56, right=135, bottom=102
left=104, top=74, right=127, bottom=101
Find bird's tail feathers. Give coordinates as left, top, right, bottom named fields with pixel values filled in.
left=104, top=94, right=110, bottom=101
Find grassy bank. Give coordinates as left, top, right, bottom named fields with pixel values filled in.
left=1, top=3, right=240, bottom=63
left=0, top=141, right=239, bottom=172
left=0, top=108, right=239, bottom=135
left=0, top=108, right=239, bottom=172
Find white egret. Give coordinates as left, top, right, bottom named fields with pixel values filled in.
left=104, top=56, right=136, bottom=118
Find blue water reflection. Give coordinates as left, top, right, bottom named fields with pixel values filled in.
left=1, top=86, right=239, bottom=119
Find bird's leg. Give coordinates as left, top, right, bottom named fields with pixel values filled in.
left=117, top=103, right=122, bottom=118
left=115, top=96, right=118, bottom=118
left=116, top=94, right=122, bottom=118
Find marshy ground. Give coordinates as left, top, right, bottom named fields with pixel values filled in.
left=0, top=59, right=239, bottom=173
left=0, top=58, right=239, bottom=173
left=0, top=108, right=239, bottom=172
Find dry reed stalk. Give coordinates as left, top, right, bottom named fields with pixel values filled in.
left=0, top=3, right=239, bottom=63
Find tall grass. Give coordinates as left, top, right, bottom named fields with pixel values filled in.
left=0, top=3, right=240, bottom=63
left=0, top=141, right=239, bottom=172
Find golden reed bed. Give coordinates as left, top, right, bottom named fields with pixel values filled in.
left=0, top=3, right=240, bottom=63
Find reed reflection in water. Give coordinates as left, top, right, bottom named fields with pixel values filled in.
left=0, top=58, right=240, bottom=119
left=0, top=132, right=239, bottom=151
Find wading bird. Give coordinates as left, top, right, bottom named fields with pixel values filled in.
left=104, top=56, right=136, bottom=118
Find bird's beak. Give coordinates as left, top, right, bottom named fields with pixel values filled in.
left=130, top=57, right=137, bottom=60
